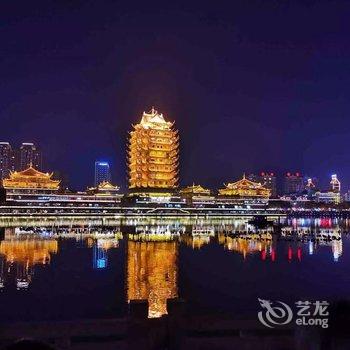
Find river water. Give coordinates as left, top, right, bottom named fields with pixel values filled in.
left=0, top=217, right=349, bottom=323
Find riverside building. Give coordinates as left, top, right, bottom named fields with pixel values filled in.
left=218, top=174, right=271, bottom=209
left=0, top=166, right=122, bottom=215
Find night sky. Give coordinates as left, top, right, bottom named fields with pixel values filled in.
left=1, top=1, right=350, bottom=191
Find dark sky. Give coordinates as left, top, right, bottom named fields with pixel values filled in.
left=1, top=0, right=350, bottom=191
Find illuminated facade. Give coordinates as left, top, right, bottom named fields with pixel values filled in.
left=306, top=178, right=316, bottom=189
left=87, top=181, right=121, bottom=196
left=95, top=161, right=111, bottom=186
left=0, top=142, right=15, bottom=179
left=330, top=174, right=341, bottom=192
left=315, top=191, right=341, bottom=204
left=2, top=165, right=60, bottom=192
left=218, top=174, right=271, bottom=198
left=128, top=108, right=179, bottom=192
left=127, top=240, right=178, bottom=318
left=180, top=184, right=215, bottom=206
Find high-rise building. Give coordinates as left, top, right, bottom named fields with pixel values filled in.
left=248, top=172, right=277, bottom=197
left=304, top=177, right=318, bottom=190
left=330, top=174, right=341, bottom=193
left=0, top=142, right=15, bottom=179
left=19, top=143, right=42, bottom=171
left=283, top=172, right=304, bottom=195
left=94, top=161, right=111, bottom=186
left=305, top=178, right=315, bottom=189
left=344, top=190, right=350, bottom=202
left=127, top=108, right=179, bottom=191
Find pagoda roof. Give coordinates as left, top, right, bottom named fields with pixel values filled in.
left=180, top=184, right=211, bottom=194
left=138, top=108, right=173, bottom=130
left=224, top=174, right=266, bottom=190
left=98, top=181, right=120, bottom=191
left=11, top=166, right=53, bottom=178
left=87, top=181, right=120, bottom=193
left=3, top=165, right=60, bottom=189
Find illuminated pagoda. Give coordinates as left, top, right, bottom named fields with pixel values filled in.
left=219, top=174, right=271, bottom=198
left=180, top=184, right=215, bottom=206
left=127, top=108, right=179, bottom=194
left=2, top=165, right=60, bottom=192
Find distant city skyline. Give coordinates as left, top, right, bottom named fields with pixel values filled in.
left=0, top=136, right=344, bottom=195
left=0, top=142, right=42, bottom=179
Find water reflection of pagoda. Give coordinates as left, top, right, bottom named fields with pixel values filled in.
left=127, top=241, right=178, bottom=318
left=0, top=237, right=58, bottom=290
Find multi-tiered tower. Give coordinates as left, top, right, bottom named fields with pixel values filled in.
left=128, top=108, right=179, bottom=193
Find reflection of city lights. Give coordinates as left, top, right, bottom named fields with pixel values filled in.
left=308, top=241, right=314, bottom=255
left=0, top=237, right=58, bottom=290
left=218, top=233, right=272, bottom=260
left=297, top=247, right=302, bottom=261
left=332, top=240, right=343, bottom=262
left=271, top=248, right=276, bottom=262
left=92, top=237, right=122, bottom=269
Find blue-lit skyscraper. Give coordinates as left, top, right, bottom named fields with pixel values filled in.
left=94, top=161, right=111, bottom=186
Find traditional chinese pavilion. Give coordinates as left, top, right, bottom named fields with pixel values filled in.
left=2, top=165, right=60, bottom=192
left=87, top=181, right=121, bottom=196
left=180, top=184, right=215, bottom=206
left=219, top=174, right=271, bottom=198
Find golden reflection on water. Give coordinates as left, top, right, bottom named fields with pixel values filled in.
left=218, top=233, right=273, bottom=259
left=127, top=240, right=178, bottom=318
left=0, top=239, right=58, bottom=265
left=0, top=219, right=345, bottom=296
left=0, top=234, right=58, bottom=290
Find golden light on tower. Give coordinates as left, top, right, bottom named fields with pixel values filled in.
left=127, top=108, right=179, bottom=191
